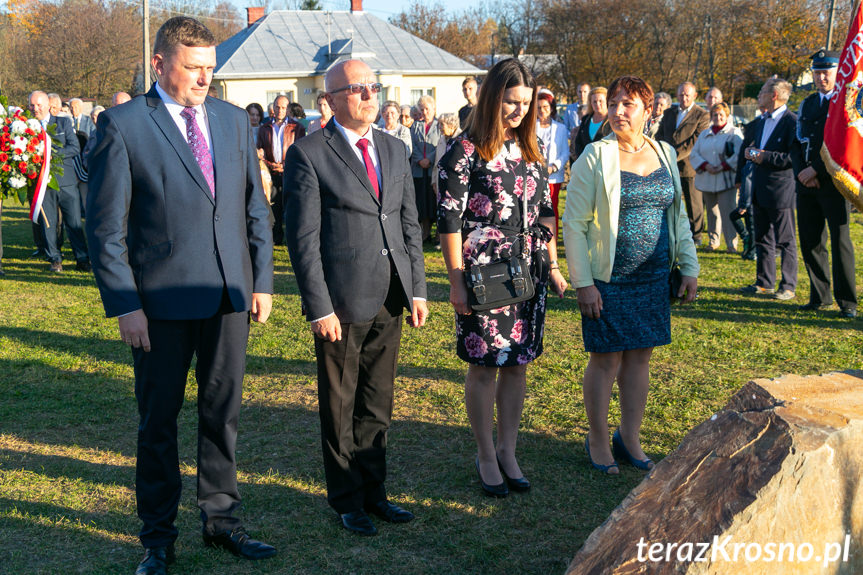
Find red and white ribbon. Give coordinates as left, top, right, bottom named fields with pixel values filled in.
left=29, top=131, right=52, bottom=224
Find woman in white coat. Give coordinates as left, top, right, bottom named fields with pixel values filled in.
left=689, top=102, right=744, bottom=252
left=536, top=89, right=569, bottom=235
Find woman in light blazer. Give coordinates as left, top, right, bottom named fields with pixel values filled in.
left=689, top=102, right=744, bottom=252
left=563, top=75, right=698, bottom=475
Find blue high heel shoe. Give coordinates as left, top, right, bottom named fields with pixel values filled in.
left=612, top=429, right=654, bottom=471
left=585, top=437, right=618, bottom=475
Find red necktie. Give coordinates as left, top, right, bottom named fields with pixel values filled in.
left=355, top=138, right=380, bottom=199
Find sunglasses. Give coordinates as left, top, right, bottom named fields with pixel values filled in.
left=330, top=82, right=383, bottom=95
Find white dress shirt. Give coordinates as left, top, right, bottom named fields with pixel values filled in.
left=310, top=118, right=422, bottom=324
left=331, top=117, right=381, bottom=188
left=271, top=120, right=286, bottom=162
left=676, top=104, right=695, bottom=128
left=154, top=82, right=213, bottom=156
left=759, top=104, right=787, bottom=149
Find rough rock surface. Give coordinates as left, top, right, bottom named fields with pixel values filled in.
left=567, top=371, right=863, bottom=575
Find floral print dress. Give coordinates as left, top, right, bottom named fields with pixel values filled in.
left=437, top=136, right=555, bottom=367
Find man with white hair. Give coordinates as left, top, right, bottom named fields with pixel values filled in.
left=737, top=78, right=798, bottom=300
left=69, top=98, right=95, bottom=136
left=28, top=90, right=89, bottom=272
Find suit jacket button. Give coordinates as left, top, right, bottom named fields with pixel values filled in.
left=381, top=248, right=388, bottom=256
left=214, top=215, right=221, bottom=221
left=381, top=213, right=387, bottom=221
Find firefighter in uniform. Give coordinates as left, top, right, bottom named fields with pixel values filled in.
left=793, top=49, right=857, bottom=318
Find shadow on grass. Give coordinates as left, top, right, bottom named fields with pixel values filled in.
left=0, top=347, right=639, bottom=574
left=672, top=292, right=863, bottom=330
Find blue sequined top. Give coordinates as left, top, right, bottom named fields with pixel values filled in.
left=610, top=167, right=674, bottom=283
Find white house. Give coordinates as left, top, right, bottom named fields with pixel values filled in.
left=214, top=3, right=483, bottom=115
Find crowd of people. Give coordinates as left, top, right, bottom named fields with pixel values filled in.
left=0, top=15, right=858, bottom=575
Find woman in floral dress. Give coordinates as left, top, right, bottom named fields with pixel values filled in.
left=438, top=58, right=568, bottom=497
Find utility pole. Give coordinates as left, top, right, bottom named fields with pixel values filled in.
left=826, top=0, right=838, bottom=50
left=143, top=0, right=151, bottom=91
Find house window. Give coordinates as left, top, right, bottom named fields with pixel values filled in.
left=265, top=90, right=296, bottom=110
left=410, top=88, right=434, bottom=105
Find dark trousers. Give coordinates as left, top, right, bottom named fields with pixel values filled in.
left=681, top=175, right=703, bottom=244
left=754, top=205, right=798, bottom=292
left=797, top=191, right=857, bottom=311
left=40, top=185, right=88, bottom=263
left=314, top=276, right=404, bottom=514
left=269, top=172, right=284, bottom=245
left=132, top=302, right=249, bottom=548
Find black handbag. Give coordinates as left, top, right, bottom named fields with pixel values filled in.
left=464, top=159, right=536, bottom=311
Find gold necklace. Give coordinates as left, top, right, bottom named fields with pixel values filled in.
left=618, top=140, right=647, bottom=153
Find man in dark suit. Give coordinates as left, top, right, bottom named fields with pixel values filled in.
left=737, top=78, right=799, bottom=300
left=86, top=17, right=275, bottom=575
left=28, top=90, right=89, bottom=272
left=256, top=94, right=305, bottom=245
left=284, top=59, right=428, bottom=537
left=658, top=81, right=711, bottom=244
left=793, top=50, right=857, bottom=318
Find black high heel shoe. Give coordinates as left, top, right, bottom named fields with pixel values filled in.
left=496, top=455, right=530, bottom=492
left=475, top=456, right=508, bottom=498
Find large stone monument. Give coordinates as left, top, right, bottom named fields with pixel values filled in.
left=567, top=371, right=862, bottom=574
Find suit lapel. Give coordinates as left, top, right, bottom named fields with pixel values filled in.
left=205, top=100, right=228, bottom=204
left=147, top=90, right=215, bottom=205
left=324, top=123, right=380, bottom=205
left=373, top=129, right=393, bottom=206
left=674, top=107, right=697, bottom=136
left=764, top=110, right=789, bottom=150
left=753, top=116, right=766, bottom=149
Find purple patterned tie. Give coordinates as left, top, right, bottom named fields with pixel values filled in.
left=179, top=107, right=215, bottom=198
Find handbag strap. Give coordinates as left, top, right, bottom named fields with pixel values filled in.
left=519, top=154, right=529, bottom=257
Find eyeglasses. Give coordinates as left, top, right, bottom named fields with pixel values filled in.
left=329, top=82, right=383, bottom=95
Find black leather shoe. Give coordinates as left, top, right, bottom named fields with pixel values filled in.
left=841, top=308, right=857, bottom=318
left=475, top=456, right=508, bottom=498
left=75, top=260, right=92, bottom=272
left=339, top=510, right=378, bottom=536
left=496, top=455, right=530, bottom=492
left=135, top=545, right=175, bottom=575
left=799, top=302, right=830, bottom=311
left=365, top=500, right=415, bottom=523
left=202, top=527, right=276, bottom=560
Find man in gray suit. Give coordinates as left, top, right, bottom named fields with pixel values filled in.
left=86, top=16, right=275, bottom=575
left=69, top=98, right=95, bottom=136
left=284, top=59, right=428, bottom=537
left=658, top=81, right=711, bottom=244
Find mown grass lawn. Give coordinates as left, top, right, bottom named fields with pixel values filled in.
left=1, top=200, right=862, bottom=574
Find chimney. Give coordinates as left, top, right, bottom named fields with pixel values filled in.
left=246, top=7, right=265, bottom=27
left=351, top=0, right=362, bottom=12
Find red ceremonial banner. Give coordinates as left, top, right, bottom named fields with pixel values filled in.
left=822, top=0, right=863, bottom=211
